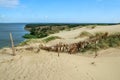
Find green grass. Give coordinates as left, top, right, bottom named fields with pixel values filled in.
left=91, top=25, right=96, bottom=29
left=75, top=31, right=93, bottom=39
left=43, top=36, right=61, bottom=43
left=19, top=39, right=31, bottom=46
left=80, top=31, right=92, bottom=37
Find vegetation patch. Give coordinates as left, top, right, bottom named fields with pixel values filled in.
left=19, top=39, right=31, bottom=46
left=95, top=32, right=106, bottom=36
left=84, top=33, right=120, bottom=52
left=90, top=25, right=96, bottom=29
left=23, top=34, right=38, bottom=39
left=43, top=36, right=61, bottom=43
left=75, top=31, right=92, bottom=39
left=86, top=25, right=96, bottom=29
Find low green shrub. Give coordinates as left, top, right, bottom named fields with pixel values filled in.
left=43, top=36, right=61, bottom=43
left=23, top=34, right=37, bottom=39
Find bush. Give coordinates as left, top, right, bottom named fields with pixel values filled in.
left=37, top=33, right=48, bottom=38
left=23, top=34, right=37, bottom=39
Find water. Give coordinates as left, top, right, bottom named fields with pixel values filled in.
left=0, top=23, right=28, bottom=49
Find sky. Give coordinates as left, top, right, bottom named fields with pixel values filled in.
left=0, top=0, right=120, bottom=23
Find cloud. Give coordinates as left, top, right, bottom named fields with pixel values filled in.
left=0, top=0, right=19, bottom=8
left=0, top=14, right=5, bottom=18
left=45, top=16, right=48, bottom=19
left=0, top=14, right=5, bottom=22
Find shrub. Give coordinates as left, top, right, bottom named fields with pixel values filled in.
left=23, top=34, right=37, bottom=39
left=37, top=33, right=48, bottom=38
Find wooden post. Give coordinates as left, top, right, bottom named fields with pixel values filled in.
left=10, top=33, right=16, bottom=56
left=94, top=40, right=97, bottom=58
left=58, top=51, right=60, bottom=57
left=58, top=46, right=60, bottom=57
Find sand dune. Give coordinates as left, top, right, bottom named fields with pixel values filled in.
left=0, top=48, right=120, bottom=80
left=0, top=25, right=120, bottom=80
left=47, top=25, right=120, bottom=45
left=50, top=25, right=120, bottom=39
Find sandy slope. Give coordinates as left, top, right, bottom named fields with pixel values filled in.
left=50, top=25, right=120, bottom=39
left=46, top=25, right=120, bottom=45
left=0, top=25, right=120, bottom=80
left=0, top=48, right=120, bottom=80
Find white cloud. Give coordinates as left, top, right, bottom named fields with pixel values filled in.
left=0, top=14, right=5, bottom=18
left=45, top=16, right=48, bottom=19
left=0, top=14, right=5, bottom=22
left=0, top=0, right=19, bottom=8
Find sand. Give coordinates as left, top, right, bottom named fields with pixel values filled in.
left=0, top=25, right=120, bottom=80
left=0, top=48, right=120, bottom=80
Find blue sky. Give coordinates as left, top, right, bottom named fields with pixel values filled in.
left=0, top=0, right=120, bottom=23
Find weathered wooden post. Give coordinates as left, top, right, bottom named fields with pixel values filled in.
left=94, top=39, right=98, bottom=58
left=58, top=45, right=60, bottom=57
left=58, top=50, right=60, bottom=57
left=10, top=33, right=16, bottom=56
left=57, top=43, right=61, bottom=57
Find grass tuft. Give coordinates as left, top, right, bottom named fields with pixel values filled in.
left=75, top=31, right=92, bottom=39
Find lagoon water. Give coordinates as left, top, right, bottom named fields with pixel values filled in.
left=0, top=23, right=28, bottom=48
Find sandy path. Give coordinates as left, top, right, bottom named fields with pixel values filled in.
left=0, top=48, right=120, bottom=80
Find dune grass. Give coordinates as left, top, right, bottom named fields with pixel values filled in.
left=75, top=31, right=92, bottom=39
left=86, top=25, right=96, bottom=29
left=43, top=36, right=61, bottom=43
left=82, top=32, right=120, bottom=52
left=19, top=39, right=31, bottom=46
